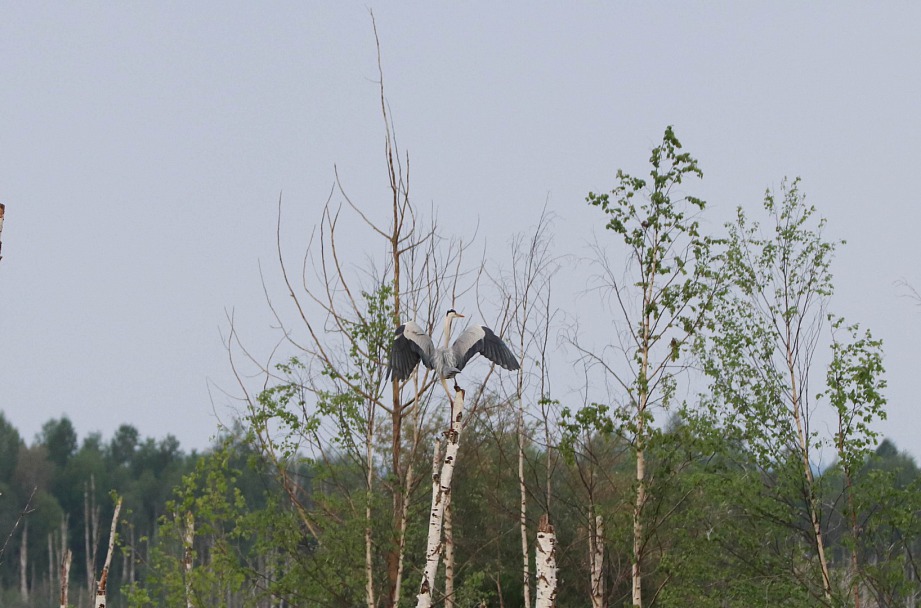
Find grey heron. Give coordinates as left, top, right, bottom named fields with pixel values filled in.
left=387, top=309, right=520, bottom=395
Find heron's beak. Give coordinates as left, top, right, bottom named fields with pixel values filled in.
left=455, top=312, right=465, bottom=318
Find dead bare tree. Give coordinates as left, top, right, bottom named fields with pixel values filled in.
left=574, top=127, right=718, bottom=607
left=94, top=497, right=122, bottom=608
left=227, top=16, right=480, bottom=608
left=60, top=548, right=72, bottom=608
left=486, top=207, right=559, bottom=606
left=58, top=516, right=71, bottom=608
left=19, top=519, right=28, bottom=601
left=535, top=514, right=558, bottom=608
left=84, top=477, right=101, bottom=604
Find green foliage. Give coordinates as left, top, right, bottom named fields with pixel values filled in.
left=579, top=126, right=719, bottom=442
left=695, top=178, right=838, bottom=466
left=690, top=177, right=902, bottom=605
left=824, top=318, right=887, bottom=472
left=39, top=416, right=78, bottom=468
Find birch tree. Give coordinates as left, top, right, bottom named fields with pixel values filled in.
left=94, top=497, right=122, bottom=608
left=417, top=389, right=467, bottom=608
left=575, top=126, right=718, bottom=607
left=825, top=318, right=886, bottom=608
left=695, top=178, right=887, bottom=604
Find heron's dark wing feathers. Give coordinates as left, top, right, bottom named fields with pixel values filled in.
left=387, top=322, right=435, bottom=381
left=453, top=325, right=520, bottom=372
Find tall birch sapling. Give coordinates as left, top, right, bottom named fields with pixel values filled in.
left=695, top=179, right=886, bottom=604
left=579, top=126, right=717, bottom=608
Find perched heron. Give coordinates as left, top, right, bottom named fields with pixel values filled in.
left=387, top=309, right=520, bottom=395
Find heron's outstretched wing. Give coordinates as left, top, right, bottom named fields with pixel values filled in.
left=388, top=321, right=435, bottom=381
left=452, top=325, right=520, bottom=372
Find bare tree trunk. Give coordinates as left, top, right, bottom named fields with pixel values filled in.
left=84, top=477, right=100, bottom=602
left=632, top=239, right=656, bottom=608
left=589, top=514, right=605, bottom=608
left=84, top=485, right=91, bottom=600
left=518, top=402, right=531, bottom=608
left=786, top=333, right=833, bottom=602
left=535, top=514, right=557, bottom=608
left=417, top=389, right=466, bottom=608
left=393, top=378, right=424, bottom=608
left=49, top=531, right=56, bottom=605
left=94, top=497, right=122, bottom=608
left=19, top=519, right=28, bottom=601
left=61, top=549, right=72, bottom=608
left=60, top=517, right=70, bottom=606
left=632, top=445, right=646, bottom=608
left=128, top=525, right=135, bottom=585
left=444, top=495, right=455, bottom=608
left=182, top=511, right=194, bottom=608
left=365, top=401, right=376, bottom=608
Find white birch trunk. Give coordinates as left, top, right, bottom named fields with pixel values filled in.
left=416, top=389, right=466, bottom=608
left=60, top=549, right=72, bottom=608
left=589, top=515, right=604, bottom=608
left=535, top=514, right=557, bottom=608
left=183, top=511, right=195, bottom=608
left=518, top=403, right=531, bottom=608
left=19, top=519, right=28, bottom=601
left=364, top=400, right=376, bottom=608
left=444, top=495, right=455, bottom=608
left=94, top=497, right=122, bottom=608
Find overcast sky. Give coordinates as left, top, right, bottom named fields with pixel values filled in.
left=2, top=3, right=920, bottom=457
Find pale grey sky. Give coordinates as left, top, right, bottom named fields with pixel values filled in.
left=2, top=3, right=920, bottom=455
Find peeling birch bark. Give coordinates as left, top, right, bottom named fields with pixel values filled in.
left=444, top=495, right=455, bottom=608
left=94, top=497, right=122, bottom=608
left=589, top=515, right=604, bottom=608
left=60, top=549, right=72, bottom=608
left=183, top=511, right=195, bottom=608
left=518, top=403, right=531, bottom=608
left=416, top=389, right=465, bottom=608
left=535, top=514, right=557, bottom=608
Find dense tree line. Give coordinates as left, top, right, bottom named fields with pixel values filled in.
left=0, top=413, right=204, bottom=608
left=2, top=406, right=920, bottom=607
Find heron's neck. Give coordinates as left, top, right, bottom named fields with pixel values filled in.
left=443, top=316, right=454, bottom=348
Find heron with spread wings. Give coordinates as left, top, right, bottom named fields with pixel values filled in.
left=387, top=309, right=520, bottom=396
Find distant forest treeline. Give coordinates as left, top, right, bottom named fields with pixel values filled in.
left=0, top=413, right=205, bottom=608
left=2, top=409, right=921, bottom=608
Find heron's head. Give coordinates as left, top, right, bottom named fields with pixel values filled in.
left=446, top=309, right=465, bottom=320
